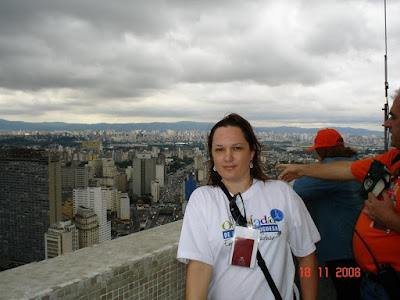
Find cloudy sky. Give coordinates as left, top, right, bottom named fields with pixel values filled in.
left=0, top=0, right=399, bottom=131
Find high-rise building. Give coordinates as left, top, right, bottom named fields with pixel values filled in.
left=194, top=156, right=205, bottom=170
left=61, top=162, right=89, bottom=202
left=88, top=159, right=102, bottom=178
left=0, top=149, right=62, bottom=265
left=45, top=220, right=79, bottom=259
left=62, top=200, right=74, bottom=220
left=87, top=158, right=119, bottom=189
left=132, top=156, right=156, bottom=196
left=152, top=147, right=160, bottom=158
left=197, top=168, right=207, bottom=182
left=74, top=206, right=99, bottom=248
left=118, top=173, right=127, bottom=192
left=112, top=150, right=124, bottom=163
left=73, top=187, right=111, bottom=244
left=118, top=192, right=130, bottom=220
left=75, top=163, right=89, bottom=189
left=155, top=164, right=165, bottom=188
left=62, top=146, right=72, bottom=163
left=151, top=180, right=161, bottom=204
left=102, top=158, right=118, bottom=178
left=103, top=187, right=118, bottom=212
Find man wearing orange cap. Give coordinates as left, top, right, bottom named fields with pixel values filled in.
left=276, top=89, right=400, bottom=300
left=293, top=128, right=364, bottom=300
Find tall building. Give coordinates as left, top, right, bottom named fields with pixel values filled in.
left=0, top=149, right=62, bottom=265
left=132, top=156, right=156, bottom=196
left=62, top=200, right=74, bottom=220
left=62, top=146, right=72, bottom=164
left=194, top=156, right=205, bottom=170
left=102, top=158, right=118, bottom=178
left=118, top=173, right=128, bottom=192
left=73, top=187, right=111, bottom=244
left=88, top=159, right=102, bottom=178
left=45, top=220, right=79, bottom=259
left=87, top=158, right=119, bottom=189
left=151, top=180, right=161, bottom=204
left=103, top=187, right=118, bottom=212
left=118, top=192, right=130, bottom=220
left=61, top=162, right=89, bottom=202
left=74, top=206, right=99, bottom=249
left=155, top=164, right=165, bottom=188
left=112, top=150, right=124, bottom=162
left=152, top=147, right=160, bottom=158
left=75, top=163, right=89, bottom=189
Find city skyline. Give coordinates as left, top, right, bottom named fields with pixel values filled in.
left=0, top=117, right=385, bottom=135
left=1, top=1, right=400, bottom=131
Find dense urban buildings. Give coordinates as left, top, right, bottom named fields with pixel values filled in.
left=0, top=127, right=385, bottom=271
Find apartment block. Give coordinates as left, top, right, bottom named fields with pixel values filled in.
left=74, top=206, right=99, bottom=249
left=0, top=148, right=62, bottom=264
left=132, top=156, right=156, bottom=196
left=45, top=220, right=79, bottom=259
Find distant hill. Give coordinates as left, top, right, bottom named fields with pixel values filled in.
left=255, top=126, right=382, bottom=136
left=0, top=119, right=382, bottom=136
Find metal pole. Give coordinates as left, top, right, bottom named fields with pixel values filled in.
left=383, top=0, right=389, bottom=151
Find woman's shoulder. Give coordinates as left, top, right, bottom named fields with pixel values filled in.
left=253, top=179, right=294, bottom=195
left=254, top=178, right=290, bottom=189
left=190, top=185, right=220, bottom=199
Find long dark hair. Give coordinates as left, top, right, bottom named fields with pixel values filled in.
left=315, top=145, right=357, bottom=161
left=207, top=113, right=269, bottom=185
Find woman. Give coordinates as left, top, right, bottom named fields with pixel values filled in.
left=177, top=113, right=320, bottom=300
left=293, top=128, right=364, bottom=299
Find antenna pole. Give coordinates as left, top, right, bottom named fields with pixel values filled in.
left=383, top=0, right=389, bottom=151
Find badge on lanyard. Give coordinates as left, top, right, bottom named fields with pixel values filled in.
left=229, top=225, right=260, bottom=268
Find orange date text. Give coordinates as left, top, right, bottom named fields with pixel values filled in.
left=299, top=267, right=361, bottom=278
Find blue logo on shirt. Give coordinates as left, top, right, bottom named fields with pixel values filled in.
left=270, top=209, right=284, bottom=222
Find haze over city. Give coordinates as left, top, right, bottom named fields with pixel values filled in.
left=1, top=0, right=400, bottom=131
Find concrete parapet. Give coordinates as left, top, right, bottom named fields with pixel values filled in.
left=0, top=220, right=186, bottom=300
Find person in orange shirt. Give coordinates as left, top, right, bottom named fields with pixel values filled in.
left=276, top=88, right=400, bottom=300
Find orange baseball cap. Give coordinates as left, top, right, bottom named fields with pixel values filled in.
left=306, top=128, right=344, bottom=152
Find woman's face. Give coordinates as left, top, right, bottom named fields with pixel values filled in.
left=212, top=126, right=255, bottom=185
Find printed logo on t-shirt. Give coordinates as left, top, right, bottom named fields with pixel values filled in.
left=221, top=209, right=283, bottom=245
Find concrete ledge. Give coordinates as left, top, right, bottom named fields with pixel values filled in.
left=0, top=220, right=186, bottom=300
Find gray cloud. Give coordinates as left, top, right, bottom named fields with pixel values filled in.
left=0, top=0, right=399, bottom=131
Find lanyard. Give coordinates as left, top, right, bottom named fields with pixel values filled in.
left=217, top=181, right=283, bottom=300
left=218, top=182, right=247, bottom=226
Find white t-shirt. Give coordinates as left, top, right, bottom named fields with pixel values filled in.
left=177, top=179, right=320, bottom=300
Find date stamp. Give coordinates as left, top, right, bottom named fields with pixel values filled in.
left=299, top=267, right=361, bottom=278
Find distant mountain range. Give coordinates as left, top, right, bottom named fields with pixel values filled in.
left=0, top=119, right=382, bottom=136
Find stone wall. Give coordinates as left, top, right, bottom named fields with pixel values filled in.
left=0, top=218, right=336, bottom=299
left=0, top=221, right=186, bottom=300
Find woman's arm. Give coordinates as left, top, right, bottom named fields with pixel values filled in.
left=185, top=260, right=212, bottom=300
left=297, top=252, right=318, bottom=300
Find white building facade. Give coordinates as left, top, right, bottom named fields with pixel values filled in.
left=73, top=187, right=111, bottom=244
